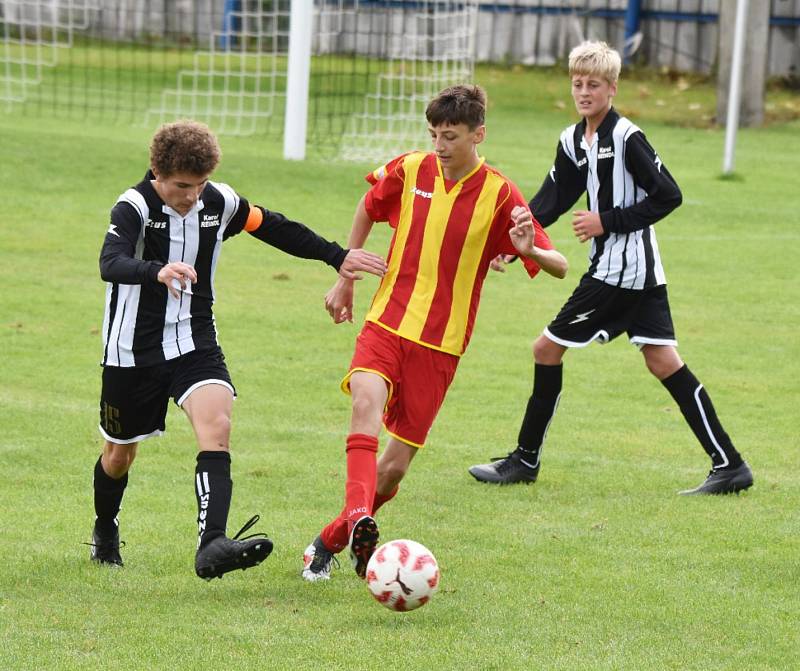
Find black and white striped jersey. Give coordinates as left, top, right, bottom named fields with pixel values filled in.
left=530, top=108, right=682, bottom=290
left=100, top=171, right=347, bottom=368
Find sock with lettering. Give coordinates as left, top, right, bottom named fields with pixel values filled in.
left=320, top=485, right=398, bottom=553
left=195, top=451, right=232, bottom=548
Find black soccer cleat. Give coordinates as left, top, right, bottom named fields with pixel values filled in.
left=195, top=515, right=273, bottom=580
left=679, top=461, right=754, bottom=496
left=88, top=524, right=124, bottom=567
left=349, top=515, right=379, bottom=579
left=468, top=451, right=540, bottom=485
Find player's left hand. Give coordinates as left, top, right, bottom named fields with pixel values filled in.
left=338, top=248, right=387, bottom=281
left=509, top=206, right=536, bottom=257
left=572, top=210, right=603, bottom=243
left=325, top=277, right=355, bottom=324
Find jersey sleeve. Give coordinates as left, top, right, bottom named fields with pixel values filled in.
left=529, top=139, right=586, bottom=227
left=364, top=154, right=407, bottom=224
left=494, top=181, right=553, bottom=278
left=246, top=205, right=348, bottom=270
left=221, top=194, right=252, bottom=240
left=99, top=201, right=163, bottom=284
left=599, top=131, right=682, bottom=234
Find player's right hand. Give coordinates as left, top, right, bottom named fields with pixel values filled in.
left=158, top=262, right=197, bottom=298
left=338, top=248, right=387, bottom=281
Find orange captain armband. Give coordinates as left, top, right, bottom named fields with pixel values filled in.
left=244, top=205, right=264, bottom=232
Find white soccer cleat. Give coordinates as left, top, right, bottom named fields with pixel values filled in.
left=302, top=536, right=337, bottom=582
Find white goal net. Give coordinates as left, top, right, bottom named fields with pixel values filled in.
left=144, top=0, right=291, bottom=136
left=319, top=0, right=479, bottom=162
left=1, top=0, right=97, bottom=105
left=1, top=0, right=479, bottom=159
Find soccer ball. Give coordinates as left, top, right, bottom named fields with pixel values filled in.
left=366, top=539, right=440, bottom=612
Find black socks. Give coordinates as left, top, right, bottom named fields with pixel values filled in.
left=515, top=363, right=563, bottom=468
left=195, top=451, right=233, bottom=548
left=661, top=365, right=743, bottom=470
left=93, top=456, right=128, bottom=535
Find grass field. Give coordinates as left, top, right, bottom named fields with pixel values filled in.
left=0, top=64, right=798, bottom=670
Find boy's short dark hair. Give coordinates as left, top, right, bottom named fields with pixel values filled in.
left=425, top=85, right=486, bottom=130
left=150, top=120, right=221, bottom=177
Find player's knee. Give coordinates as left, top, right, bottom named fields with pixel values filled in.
left=350, top=393, right=382, bottom=422
left=202, top=412, right=232, bottom=445
left=642, top=346, right=682, bottom=380
left=533, top=336, right=560, bottom=364
left=104, top=446, right=135, bottom=477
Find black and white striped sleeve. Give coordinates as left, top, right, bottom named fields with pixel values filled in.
left=529, top=140, right=587, bottom=227
left=600, top=132, right=682, bottom=235
left=99, top=202, right=163, bottom=284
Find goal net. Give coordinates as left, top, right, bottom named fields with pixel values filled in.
left=144, top=0, right=291, bottom=136
left=146, top=0, right=479, bottom=158
left=312, top=0, right=479, bottom=162
left=1, top=0, right=479, bottom=160
left=1, top=0, right=96, bottom=105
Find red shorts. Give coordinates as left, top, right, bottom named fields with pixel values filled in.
left=342, top=321, right=460, bottom=448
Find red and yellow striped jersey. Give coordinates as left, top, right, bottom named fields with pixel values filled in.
left=364, top=151, right=553, bottom=356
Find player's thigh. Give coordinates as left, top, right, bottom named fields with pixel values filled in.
left=171, top=347, right=236, bottom=450
left=99, top=364, right=171, bottom=444
left=344, top=322, right=400, bottom=431
left=349, top=371, right=390, bottom=424
left=182, top=384, right=234, bottom=448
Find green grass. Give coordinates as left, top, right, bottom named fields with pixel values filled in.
left=1, top=65, right=799, bottom=671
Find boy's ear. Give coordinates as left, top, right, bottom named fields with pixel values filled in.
left=473, top=125, right=486, bottom=145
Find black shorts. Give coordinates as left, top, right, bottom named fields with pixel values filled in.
left=544, top=276, right=677, bottom=348
left=99, top=346, right=235, bottom=444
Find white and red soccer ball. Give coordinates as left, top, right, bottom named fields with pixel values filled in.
left=366, top=539, right=440, bottom=611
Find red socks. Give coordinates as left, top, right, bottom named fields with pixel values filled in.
left=320, top=434, right=400, bottom=553
left=344, top=432, right=378, bottom=520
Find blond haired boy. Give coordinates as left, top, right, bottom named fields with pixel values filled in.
left=470, top=41, right=752, bottom=495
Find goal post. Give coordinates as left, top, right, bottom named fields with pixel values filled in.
left=283, top=0, right=313, bottom=160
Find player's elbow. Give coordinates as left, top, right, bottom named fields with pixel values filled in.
left=547, top=252, right=568, bottom=279
left=540, top=255, right=569, bottom=280
left=668, top=186, right=682, bottom=210
left=99, top=257, right=114, bottom=282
